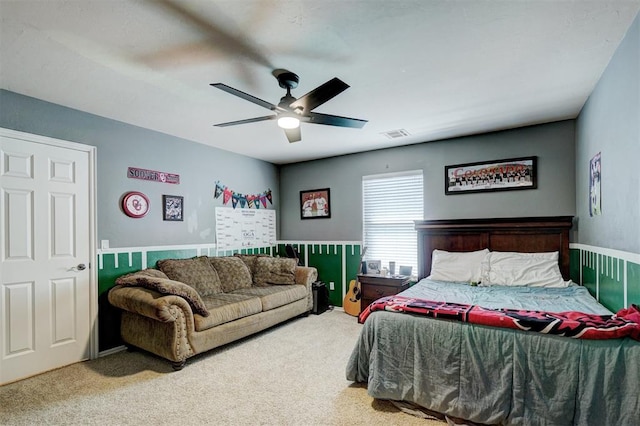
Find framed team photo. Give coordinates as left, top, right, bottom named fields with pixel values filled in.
left=445, top=156, right=537, bottom=195
left=300, top=188, right=331, bottom=219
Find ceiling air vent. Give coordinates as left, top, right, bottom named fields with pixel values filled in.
left=382, top=129, right=410, bottom=139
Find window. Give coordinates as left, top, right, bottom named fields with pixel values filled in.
left=362, top=170, right=424, bottom=277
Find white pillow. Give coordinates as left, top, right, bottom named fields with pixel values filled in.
left=481, top=251, right=568, bottom=288
left=428, top=249, right=489, bottom=282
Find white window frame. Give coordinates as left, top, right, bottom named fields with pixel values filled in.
left=362, top=170, right=424, bottom=278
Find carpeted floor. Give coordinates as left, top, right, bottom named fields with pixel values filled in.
left=0, top=309, right=444, bottom=425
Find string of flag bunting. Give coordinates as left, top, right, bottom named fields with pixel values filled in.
left=214, top=181, right=273, bottom=209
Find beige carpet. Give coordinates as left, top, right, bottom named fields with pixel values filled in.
left=0, top=309, right=444, bottom=426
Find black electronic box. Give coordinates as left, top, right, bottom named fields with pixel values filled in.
left=312, top=281, right=330, bottom=315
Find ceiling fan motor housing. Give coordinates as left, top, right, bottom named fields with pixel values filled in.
left=279, top=95, right=298, bottom=110
left=277, top=72, right=299, bottom=90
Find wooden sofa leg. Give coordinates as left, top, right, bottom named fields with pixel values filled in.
left=171, top=360, right=186, bottom=371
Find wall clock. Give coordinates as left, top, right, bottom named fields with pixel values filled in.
left=122, top=191, right=150, bottom=218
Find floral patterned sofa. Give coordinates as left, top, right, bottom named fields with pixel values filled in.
left=108, top=254, right=317, bottom=369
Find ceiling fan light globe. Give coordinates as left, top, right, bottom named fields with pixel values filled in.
left=278, top=116, right=300, bottom=129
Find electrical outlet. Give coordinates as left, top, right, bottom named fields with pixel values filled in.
left=329, top=281, right=335, bottom=290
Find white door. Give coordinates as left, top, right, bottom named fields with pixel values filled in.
left=0, top=129, right=96, bottom=385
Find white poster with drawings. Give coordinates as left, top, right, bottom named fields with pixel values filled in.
left=215, top=207, right=276, bottom=251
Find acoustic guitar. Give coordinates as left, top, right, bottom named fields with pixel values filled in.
left=343, top=247, right=367, bottom=316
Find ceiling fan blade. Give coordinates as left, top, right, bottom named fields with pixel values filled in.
left=214, top=115, right=275, bottom=127
left=284, top=127, right=301, bottom=143
left=304, top=112, right=368, bottom=128
left=289, top=78, right=349, bottom=113
left=153, top=0, right=273, bottom=69
left=211, top=83, right=278, bottom=111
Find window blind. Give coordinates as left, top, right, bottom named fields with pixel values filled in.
left=362, top=170, right=423, bottom=277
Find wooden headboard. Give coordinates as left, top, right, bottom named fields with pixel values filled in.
left=414, top=216, right=574, bottom=280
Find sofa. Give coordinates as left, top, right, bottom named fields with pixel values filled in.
left=108, top=254, right=318, bottom=370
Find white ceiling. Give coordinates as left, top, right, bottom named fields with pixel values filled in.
left=2, top=1, right=639, bottom=165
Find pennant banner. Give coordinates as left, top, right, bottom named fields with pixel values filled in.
left=214, top=181, right=273, bottom=210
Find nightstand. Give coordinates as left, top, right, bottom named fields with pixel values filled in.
left=357, top=274, right=410, bottom=314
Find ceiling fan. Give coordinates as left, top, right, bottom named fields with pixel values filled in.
left=210, top=71, right=367, bottom=143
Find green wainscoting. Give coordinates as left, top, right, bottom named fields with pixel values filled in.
left=97, top=251, right=144, bottom=352
left=309, top=244, right=343, bottom=307
left=97, top=241, right=363, bottom=353
left=628, top=261, right=640, bottom=306
left=570, top=244, right=640, bottom=313
left=278, top=242, right=363, bottom=307
left=98, top=242, right=637, bottom=353
left=98, top=252, right=143, bottom=294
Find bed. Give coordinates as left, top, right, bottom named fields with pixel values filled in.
left=346, top=217, right=640, bottom=425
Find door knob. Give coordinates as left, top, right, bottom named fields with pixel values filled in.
left=76, top=263, right=86, bottom=271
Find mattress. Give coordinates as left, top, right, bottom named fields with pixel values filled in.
left=346, top=279, right=640, bottom=425
left=398, top=279, right=613, bottom=314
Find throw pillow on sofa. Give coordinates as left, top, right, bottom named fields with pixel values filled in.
left=253, top=257, right=297, bottom=285
left=157, top=256, right=223, bottom=296
left=208, top=256, right=253, bottom=292
left=234, top=253, right=269, bottom=277
left=115, top=268, right=210, bottom=317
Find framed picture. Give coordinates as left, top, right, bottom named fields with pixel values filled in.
left=445, top=156, right=537, bottom=195
left=300, top=188, right=331, bottom=219
left=163, top=195, right=184, bottom=221
left=589, top=152, right=601, bottom=216
left=366, top=260, right=382, bottom=275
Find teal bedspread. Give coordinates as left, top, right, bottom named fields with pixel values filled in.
left=345, top=280, right=640, bottom=425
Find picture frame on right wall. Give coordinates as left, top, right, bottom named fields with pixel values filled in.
left=445, top=156, right=537, bottom=195
left=589, top=152, right=601, bottom=216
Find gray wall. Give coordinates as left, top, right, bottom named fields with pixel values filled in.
left=576, top=13, right=639, bottom=254
left=0, top=90, right=279, bottom=248
left=279, top=120, right=576, bottom=241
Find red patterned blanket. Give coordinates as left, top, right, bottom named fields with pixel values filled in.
left=358, top=296, right=640, bottom=341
